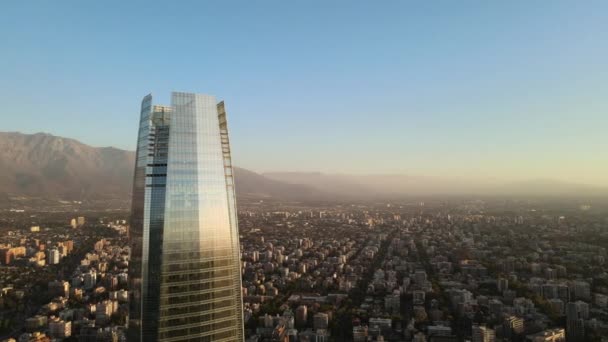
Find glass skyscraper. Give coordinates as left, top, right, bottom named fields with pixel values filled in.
left=129, top=92, right=244, bottom=341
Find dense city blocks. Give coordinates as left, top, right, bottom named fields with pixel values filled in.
left=1, top=198, right=606, bottom=341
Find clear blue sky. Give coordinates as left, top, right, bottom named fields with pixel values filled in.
left=1, top=1, right=607, bottom=184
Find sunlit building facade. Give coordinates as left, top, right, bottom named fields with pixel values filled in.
left=129, top=92, right=244, bottom=341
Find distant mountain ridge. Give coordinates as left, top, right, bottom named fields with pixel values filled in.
left=0, top=132, right=134, bottom=199
left=263, top=172, right=608, bottom=198
left=0, top=132, right=319, bottom=200
left=0, top=132, right=605, bottom=201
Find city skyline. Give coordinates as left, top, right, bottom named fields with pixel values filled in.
left=1, top=1, right=607, bottom=186
left=1, top=2, right=607, bottom=342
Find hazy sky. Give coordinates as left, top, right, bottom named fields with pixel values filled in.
left=1, top=1, right=607, bottom=185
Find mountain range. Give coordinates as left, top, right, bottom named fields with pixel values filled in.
left=263, top=172, right=608, bottom=198
left=0, top=132, right=319, bottom=201
left=0, top=132, right=134, bottom=200
left=0, top=131, right=606, bottom=201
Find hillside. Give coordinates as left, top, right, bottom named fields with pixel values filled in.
left=0, top=132, right=134, bottom=199
left=0, top=132, right=319, bottom=201
left=1, top=132, right=605, bottom=202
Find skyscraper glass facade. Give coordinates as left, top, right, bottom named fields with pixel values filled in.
left=129, top=92, right=244, bottom=341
